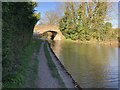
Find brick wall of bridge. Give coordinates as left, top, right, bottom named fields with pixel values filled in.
left=34, top=25, right=65, bottom=40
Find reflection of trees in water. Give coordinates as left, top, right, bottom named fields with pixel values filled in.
left=51, top=40, right=65, bottom=58
left=52, top=40, right=117, bottom=87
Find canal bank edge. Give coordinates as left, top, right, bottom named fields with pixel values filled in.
left=46, top=41, right=82, bottom=89
left=64, top=39, right=119, bottom=47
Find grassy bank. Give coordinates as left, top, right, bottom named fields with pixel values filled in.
left=3, top=39, right=42, bottom=88
left=63, top=39, right=119, bottom=47
left=44, top=42, right=65, bottom=88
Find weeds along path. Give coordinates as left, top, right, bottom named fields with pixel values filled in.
left=36, top=42, right=63, bottom=88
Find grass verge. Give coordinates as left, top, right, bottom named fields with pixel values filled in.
left=3, top=39, right=42, bottom=88
left=44, top=42, right=66, bottom=88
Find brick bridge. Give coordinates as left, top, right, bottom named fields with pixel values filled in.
left=34, top=25, right=64, bottom=40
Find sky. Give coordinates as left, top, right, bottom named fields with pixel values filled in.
left=34, top=1, right=119, bottom=28
left=34, top=2, right=61, bottom=17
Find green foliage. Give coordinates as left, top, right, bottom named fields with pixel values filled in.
left=3, top=39, right=42, bottom=88
left=2, top=2, right=40, bottom=87
left=59, top=2, right=117, bottom=41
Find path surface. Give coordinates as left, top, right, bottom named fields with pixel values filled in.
left=36, top=41, right=77, bottom=88
left=36, top=42, right=62, bottom=88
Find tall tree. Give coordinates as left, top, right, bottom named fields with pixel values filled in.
left=59, top=1, right=114, bottom=41
left=2, top=2, right=40, bottom=86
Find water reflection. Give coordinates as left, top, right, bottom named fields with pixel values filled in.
left=51, top=40, right=118, bottom=88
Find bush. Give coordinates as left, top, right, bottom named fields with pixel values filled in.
left=2, top=2, right=40, bottom=86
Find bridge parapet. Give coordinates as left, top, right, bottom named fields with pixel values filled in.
left=34, top=25, right=64, bottom=40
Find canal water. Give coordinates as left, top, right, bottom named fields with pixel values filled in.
left=50, top=40, right=119, bottom=88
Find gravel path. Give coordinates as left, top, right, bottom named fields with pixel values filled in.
left=36, top=42, right=62, bottom=88
left=36, top=41, right=80, bottom=89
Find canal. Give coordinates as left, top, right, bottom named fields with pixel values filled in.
left=50, top=40, right=119, bottom=88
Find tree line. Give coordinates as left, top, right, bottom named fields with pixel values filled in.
left=2, top=2, right=40, bottom=86
left=59, top=2, right=118, bottom=41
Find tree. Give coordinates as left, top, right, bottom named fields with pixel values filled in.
left=2, top=2, right=40, bottom=86
left=59, top=1, right=113, bottom=41
left=59, top=5, right=70, bottom=39
left=39, top=9, right=62, bottom=25
left=59, top=2, right=79, bottom=40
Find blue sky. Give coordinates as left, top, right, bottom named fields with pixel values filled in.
left=34, top=2, right=61, bottom=17
left=34, top=2, right=119, bottom=28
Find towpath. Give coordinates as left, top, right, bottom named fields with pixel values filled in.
left=36, top=41, right=79, bottom=89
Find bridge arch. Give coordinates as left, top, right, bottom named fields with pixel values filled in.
left=43, top=30, right=57, bottom=40
left=34, top=25, right=65, bottom=40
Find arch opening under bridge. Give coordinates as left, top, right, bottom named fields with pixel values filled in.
left=42, top=30, right=57, bottom=40
left=34, top=25, right=65, bottom=40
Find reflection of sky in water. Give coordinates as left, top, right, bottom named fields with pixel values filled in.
left=51, top=40, right=119, bottom=88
